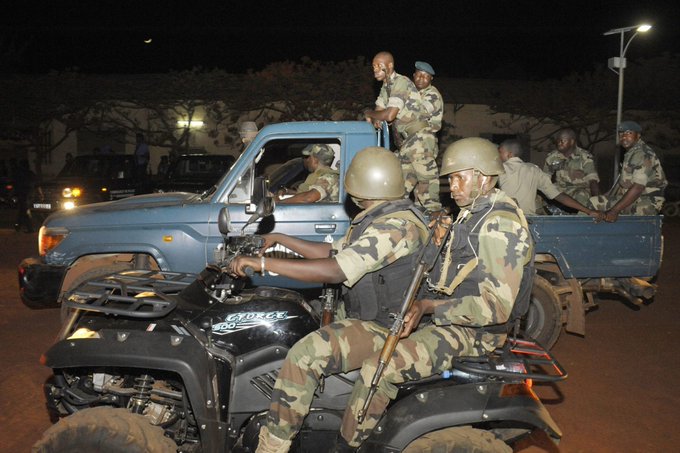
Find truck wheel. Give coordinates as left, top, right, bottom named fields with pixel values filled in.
left=33, top=406, right=176, bottom=453
left=402, top=426, right=511, bottom=453
left=523, top=275, right=563, bottom=349
left=59, top=264, right=133, bottom=322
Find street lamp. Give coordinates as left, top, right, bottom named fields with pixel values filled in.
left=604, top=23, right=651, bottom=179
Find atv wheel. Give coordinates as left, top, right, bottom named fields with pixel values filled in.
left=59, top=264, right=133, bottom=322
left=523, top=275, right=563, bottom=349
left=32, top=406, right=176, bottom=453
left=402, top=426, right=511, bottom=453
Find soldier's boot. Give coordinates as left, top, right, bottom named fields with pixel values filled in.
left=256, top=425, right=292, bottom=453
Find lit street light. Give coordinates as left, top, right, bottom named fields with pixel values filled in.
left=604, top=23, right=651, bottom=180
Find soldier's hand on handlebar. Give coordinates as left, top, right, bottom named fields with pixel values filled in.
left=229, top=256, right=260, bottom=277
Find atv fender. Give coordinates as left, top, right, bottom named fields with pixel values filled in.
left=42, top=328, right=229, bottom=452
left=364, top=381, right=561, bottom=451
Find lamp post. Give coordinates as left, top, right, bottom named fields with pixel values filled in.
left=603, top=23, right=651, bottom=180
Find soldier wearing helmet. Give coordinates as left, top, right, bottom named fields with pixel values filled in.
left=312, top=138, right=535, bottom=449
left=229, top=147, right=428, bottom=453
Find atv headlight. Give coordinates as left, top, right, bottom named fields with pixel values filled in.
left=39, top=226, right=69, bottom=256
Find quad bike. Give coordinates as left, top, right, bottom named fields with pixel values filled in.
left=34, top=199, right=567, bottom=452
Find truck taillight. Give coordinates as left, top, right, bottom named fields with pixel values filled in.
left=39, top=226, right=68, bottom=256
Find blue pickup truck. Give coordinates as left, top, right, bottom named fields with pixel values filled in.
left=18, top=120, right=662, bottom=347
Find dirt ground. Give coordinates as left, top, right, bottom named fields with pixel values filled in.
left=1, top=206, right=679, bottom=452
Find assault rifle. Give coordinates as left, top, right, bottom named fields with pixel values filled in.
left=357, top=216, right=454, bottom=423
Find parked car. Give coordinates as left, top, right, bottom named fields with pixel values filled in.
left=155, top=153, right=235, bottom=194
left=30, top=154, right=152, bottom=220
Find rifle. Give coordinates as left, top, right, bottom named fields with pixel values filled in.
left=357, top=216, right=454, bottom=423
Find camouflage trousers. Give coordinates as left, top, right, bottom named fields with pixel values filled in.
left=561, top=185, right=593, bottom=207
left=589, top=194, right=663, bottom=215
left=264, top=318, right=496, bottom=447
left=398, top=130, right=442, bottom=214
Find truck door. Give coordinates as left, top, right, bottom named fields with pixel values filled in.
left=207, top=137, right=351, bottom=287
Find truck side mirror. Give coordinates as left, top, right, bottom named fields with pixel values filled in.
left=242, top=196, right=275, bottom=234
left=218, top=207, right=232, bottom=235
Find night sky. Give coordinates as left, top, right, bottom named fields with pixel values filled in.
left=2, top=0, right=679, bottom=79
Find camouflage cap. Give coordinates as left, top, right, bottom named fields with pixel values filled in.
left=618, top=121, right=642, bottom=132
left=302, top=144, right=335, bottom=165
left=415, top=61, right=435, bottom=76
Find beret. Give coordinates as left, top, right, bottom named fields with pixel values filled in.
left=618, top=121, right=642, bottom=132
left=414, top=61, right=435, bottom=76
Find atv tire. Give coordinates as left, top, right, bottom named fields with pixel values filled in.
left=402, top=426, right=512, bottom=453
left=32, top=406, right=176, bottom=453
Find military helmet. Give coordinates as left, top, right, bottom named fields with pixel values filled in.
left=440, top=137, right=504, bottom=176
left=344, top=147, right=405, bottom=200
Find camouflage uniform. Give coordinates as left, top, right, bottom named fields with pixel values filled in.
left=376, top=73, right=442, bottom=213
left=543, top=147, right=600, bottom=205
left=337, top=189, right=532, bottom=446
left=263, top=199, right=427, bottom=446
left=296, top=167, right=339, bottom=202
left=591, top=139, right=667, bottom=214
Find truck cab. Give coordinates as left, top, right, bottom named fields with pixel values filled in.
left=19, top=121, right=388, bottom=307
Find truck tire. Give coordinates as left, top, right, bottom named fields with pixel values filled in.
left=402, top=426, right=511, bottom=453
left=59, top=264, right=133, bottom=322
left=524, top=275, right=563, bottom=349
left=32, top=406, right=176, bottom=453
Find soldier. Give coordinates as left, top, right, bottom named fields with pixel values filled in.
left=499, top=139, right=603, bottom=219
left=334, top=138, right=534, bottom=449
left=276, top=144, right=339, bottom=204
left=229, top=147, right=429, bottom=453
left=595, top=121, right=667, bottom=222
left=412, top=60, right=444, bottom=212
left=543, top=128, right=600, bottom=206
left=364, top=51, right=443, bottom=215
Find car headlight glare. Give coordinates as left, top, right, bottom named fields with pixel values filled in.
left=62, top=187, right=83, bottom=198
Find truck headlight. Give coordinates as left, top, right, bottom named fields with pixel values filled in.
left=63, top=187, right=83, bottom=198
left=39, top=226, right=69, bottom=256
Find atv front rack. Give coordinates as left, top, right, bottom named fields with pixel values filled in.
left=452, top=338, right=567, bottom=382
left=63, top=270, right=197, bottom=318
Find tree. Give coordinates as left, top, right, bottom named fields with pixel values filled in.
left=487, top=67, right=618, bottom=153
left=0, top=70, right=99, bottom=179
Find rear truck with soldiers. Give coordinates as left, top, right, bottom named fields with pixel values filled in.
left=17, top=120, right=663, bottom=347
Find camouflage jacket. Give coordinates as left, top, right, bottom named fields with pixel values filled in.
left=375, top=72, right=427, bottom=136
left=614, top=139, right=667, bottom=202
left=543, top=147, right=599, bottom=193
left=332, top=200, right=426, bottom=287
left=427, top=190, right=532, bottom=328
left=297, top=166, right=339, bottom=202
left=419, top=84, right=444, bottom=132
